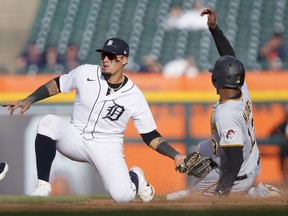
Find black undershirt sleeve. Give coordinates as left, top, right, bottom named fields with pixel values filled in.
left=209, top=25, right=236, bottom=57
left=54, top=76, right=60, bottom=89
left=28, top=85, right=50, bottom=104
left=28, top=76, right=60, bottom=103
left=140, top=130, right=179, bottom=159
left=141, top=129, right=161, bottom=144
left=215, top=146, right=243, bottom=196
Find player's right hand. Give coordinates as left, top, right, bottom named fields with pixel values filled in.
left=174, top=153, right=186, bottom=167
left=200, top=8, right=217, bottom=29
left=2, top=98, right=32, bottom=116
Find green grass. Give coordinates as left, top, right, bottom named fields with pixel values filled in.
left=0, top=195, right=93, bottom=204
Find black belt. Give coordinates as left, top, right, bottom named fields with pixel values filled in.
left=235, top=174, right=247, bottom=181
left=235, top=154, right=260, bottom=181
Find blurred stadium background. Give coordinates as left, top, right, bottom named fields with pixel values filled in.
left=0, top=0, right=288, bottom=197
left=1, top=0, right=288, bottom=73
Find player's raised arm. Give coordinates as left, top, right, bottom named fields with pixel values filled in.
left=201, top=8, right=235, bottom=57
left=2, top=76, right=61, bottom=116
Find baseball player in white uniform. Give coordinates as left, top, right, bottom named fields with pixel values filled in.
left=185, top=8, right=279, bottom=197
left=3, top=38, right=186, bottom=202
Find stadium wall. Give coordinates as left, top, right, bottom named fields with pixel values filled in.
left=0, top=72, right=287, bottom=195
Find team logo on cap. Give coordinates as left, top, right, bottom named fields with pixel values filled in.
left=224, top=129, right=237, bottom=140
left=107, top=40, right=113, bottom=46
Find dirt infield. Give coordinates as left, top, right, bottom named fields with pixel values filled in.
left=0, top=189, right=288, bottom=215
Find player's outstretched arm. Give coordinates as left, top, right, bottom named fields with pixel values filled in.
left=2, top=77, right=61, bottom=116
left=200, top=8, right=235, bottom=57
left=141, top=130, right=186, bottom=167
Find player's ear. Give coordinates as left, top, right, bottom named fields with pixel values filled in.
left=122, top=56, right=128, bottom=65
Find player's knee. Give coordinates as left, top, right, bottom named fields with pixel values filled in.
left=109, top=189, right=135, bottom=203
left=37, top=114, right=59, bottom=139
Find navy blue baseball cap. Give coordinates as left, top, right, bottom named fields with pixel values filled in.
left=95, top=38, right=129, bottom=57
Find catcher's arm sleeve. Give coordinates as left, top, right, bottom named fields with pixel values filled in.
left=215, top=146, right=243, bottom=196
left=141, top=130, right=179, bottom=159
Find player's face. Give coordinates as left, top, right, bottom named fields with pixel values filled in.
left=100, top=53, right=128, bottom=78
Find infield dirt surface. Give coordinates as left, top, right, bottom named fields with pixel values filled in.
left=0, top=188, right=288, bottom=215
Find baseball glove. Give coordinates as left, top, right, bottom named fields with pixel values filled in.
left=175, top=152, right=215, bottom=178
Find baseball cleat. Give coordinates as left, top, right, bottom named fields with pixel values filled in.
left=262, top=183, right=282, bottom=197
left=0, top=162, right=9, bottom=180
left=31, top=179, right=51, bottom=196
left=130, top=166, right=155, bottom=202
left=248, top=182, right=282, bottom=198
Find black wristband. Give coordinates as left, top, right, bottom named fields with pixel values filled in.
left=28, top=85, right=50, bottom=103
left=155, top=141, right=179, bottom=159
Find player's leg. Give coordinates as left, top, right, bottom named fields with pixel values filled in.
left=87, top=140, right=136, bottom=202
left=86, top=139, right=154, bottom=203
left=32, top=114, right=87, bottom=196
left=190, top=139, right=220, bottom=195
left=232, top=146, right=261, bottom=193
left=166, top=139, right=219, bottom=200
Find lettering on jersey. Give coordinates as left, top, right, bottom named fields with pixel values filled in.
left=243, top=101, right=251, bottom=124
left=103, top=101, right=125, bottom=121
left=224, top=129, right=237, bottom=140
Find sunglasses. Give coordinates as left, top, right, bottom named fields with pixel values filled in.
left=101, top=53, right=124, bottom=61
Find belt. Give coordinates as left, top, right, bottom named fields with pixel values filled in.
left=235, top=154, right=260, bottom=181
left=235, top=174, right=247, bottom=181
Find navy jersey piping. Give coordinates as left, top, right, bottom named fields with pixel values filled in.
left=81, top=65, right=102, bottom=135
left=92, top=101, right=107, bottom=137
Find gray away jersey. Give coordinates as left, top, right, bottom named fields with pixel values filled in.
left=210, top=82, right=260, bottom=176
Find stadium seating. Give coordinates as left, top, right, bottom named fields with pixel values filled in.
left=25, top=0, right=288, bottom=72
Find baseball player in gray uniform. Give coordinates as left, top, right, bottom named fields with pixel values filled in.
left=0, top=162, right=8, bottom=180
left=177, top=8, right=280, bottom=198
left=3, top=38, right=186, bottom=202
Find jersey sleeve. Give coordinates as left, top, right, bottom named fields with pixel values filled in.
left=217, top=117, right=244, bottom=148
left=210, top=25, right=235, bottom=57
left=59, top=65, right=83, bottom=92
left=132, top=92, right=157, bottom=134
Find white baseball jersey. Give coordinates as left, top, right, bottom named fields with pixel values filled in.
left=37, top=64, right=157, bottom=202
left=59, top=64, right=157, bottom=140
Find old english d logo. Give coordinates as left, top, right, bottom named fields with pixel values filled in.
left=103, top=101, right=125, bottom=121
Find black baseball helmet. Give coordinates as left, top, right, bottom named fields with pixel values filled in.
left=209, top=55, right=245, bottom=89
